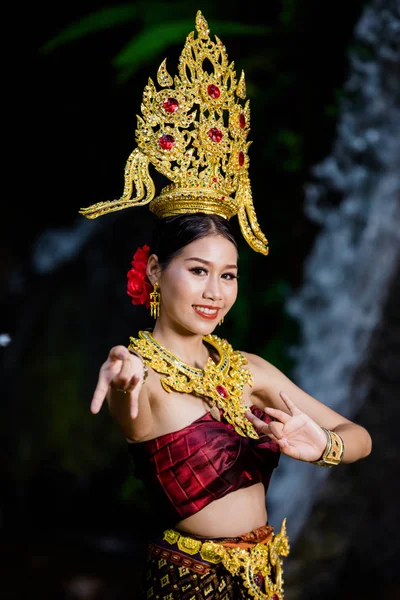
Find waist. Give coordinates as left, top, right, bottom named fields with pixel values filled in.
left=150, top=519, right=290, bottom=599
left=176, top=482, right=267, bottom=537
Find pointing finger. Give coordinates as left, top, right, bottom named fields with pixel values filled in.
left=90, top=381, right=109, bottom=414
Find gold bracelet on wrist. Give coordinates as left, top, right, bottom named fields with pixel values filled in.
left=128, top=348, right=149, bottom=384
left=311, top=427, right=344, bottom=467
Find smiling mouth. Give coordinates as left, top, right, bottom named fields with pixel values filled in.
left=193, top=305, right=220, bottom=319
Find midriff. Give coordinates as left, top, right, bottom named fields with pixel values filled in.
left=175, top=482, right=267, bottom=538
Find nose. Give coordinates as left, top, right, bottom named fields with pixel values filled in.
left=202, top=275, right=223, bottom=302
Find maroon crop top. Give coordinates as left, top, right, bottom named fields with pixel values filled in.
left=127, top=405, right=280, bottom=524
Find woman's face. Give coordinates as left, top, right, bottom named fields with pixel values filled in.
left=152, top=234, right=238, bottom=336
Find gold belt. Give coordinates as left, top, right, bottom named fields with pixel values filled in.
left=163, top=518, right=290, bottom=600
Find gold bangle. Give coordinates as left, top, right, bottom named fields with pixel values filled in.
left=311, top=427, right=344, bottom=467
left=128, top=348, right=149, bottom=383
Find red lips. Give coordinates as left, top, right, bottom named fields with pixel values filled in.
left=193, top=305, right=220, bottom=320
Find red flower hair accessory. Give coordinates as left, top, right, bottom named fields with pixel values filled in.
left=126, top=245, right=152, bottom=308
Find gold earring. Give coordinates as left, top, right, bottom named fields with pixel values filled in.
left=150, top=282, right=160, bottom=318
left=219, top=317, right=224, bottom=325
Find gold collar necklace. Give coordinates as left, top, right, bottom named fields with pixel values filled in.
left=129, top=330, right=258, bottom=438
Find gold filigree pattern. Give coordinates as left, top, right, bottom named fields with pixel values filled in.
left=128, top=330, right=258, bottom=438
left=79, top=10, right=269, bottom=255
left=162, top=519, right=290, bottom=599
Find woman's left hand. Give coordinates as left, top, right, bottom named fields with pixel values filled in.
left=245, top=392, right=328, bottom=462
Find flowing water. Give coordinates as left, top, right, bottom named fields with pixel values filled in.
left=268, top=0, right=400, bottom=543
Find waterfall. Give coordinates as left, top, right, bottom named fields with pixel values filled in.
left=32, top=218, right=99, bottom=274
left=268, top=0, right=400, bottom=543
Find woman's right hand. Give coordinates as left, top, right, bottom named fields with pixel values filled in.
left=90, top=345, right=145, bottom=419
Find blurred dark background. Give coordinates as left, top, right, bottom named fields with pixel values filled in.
left=2, top=0, right=400, bottom=598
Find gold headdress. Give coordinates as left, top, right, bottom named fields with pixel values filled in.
left=79, top=11, right=269, bottom=255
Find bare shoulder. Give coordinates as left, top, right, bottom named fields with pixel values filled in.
left=240, top=350, right=278, bottom=377
left=239, top=350, right=293, bottom=410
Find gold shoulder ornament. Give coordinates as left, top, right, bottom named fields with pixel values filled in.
left=128, top=331, right=259, bottom=439
left=79, top=10, right=269, bottom=256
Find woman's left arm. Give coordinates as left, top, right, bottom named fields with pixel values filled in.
left=243, top=352, right=372, bottom=464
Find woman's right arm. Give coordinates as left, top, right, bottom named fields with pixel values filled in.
left=90, top=345, right=154, bottom=441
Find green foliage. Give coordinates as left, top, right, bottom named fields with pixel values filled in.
left=113, top=20, right=270, bottom=82
left=24, top=346, right=121, bottom=477
left=278, top=0, right=298, bottom=27
left=40, top=4, right=140, bottom=53
left=40, top=2, right=270, bottom=83
left=276, top=129, right=304, bottom=172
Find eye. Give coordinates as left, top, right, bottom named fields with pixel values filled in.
left=190, top=267, right=208, bottom=275
left=222, top=272, right=238, bottom=280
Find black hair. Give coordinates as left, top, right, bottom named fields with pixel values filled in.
left=149, top=213, right=238, bottom=269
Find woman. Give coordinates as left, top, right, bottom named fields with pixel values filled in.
left=81, top=12, right=372, bottom=598
left=88, top=214, right=371, bottom=599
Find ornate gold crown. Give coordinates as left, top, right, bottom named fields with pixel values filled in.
left=79, top=10, right=268, bottom=255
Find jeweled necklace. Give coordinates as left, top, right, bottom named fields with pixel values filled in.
left=128, top=330, right=258, bottom=438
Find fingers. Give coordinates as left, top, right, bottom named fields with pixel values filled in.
left=120, top=379, right=143, bottom=420
left=128, top=379, right=141, bottom=419
left=263, top=406, right=291, bottom=424
left=110, top=374, right=141, bottom=397
left=110, top=356, right=144, bottom=396
left=90, top=381, right=109, bottom=414
left=279, top=391, right=301, bottom=415
left=90, top=346, right=145, bottom=416
left=245, top=410, right=287, bottom=441
left=275, top=437, right=289, bottom=450
left=268, top=420, right=285, bottom=439
left=90, top=349, right=126, bottom=414
left=106, top=375, right=142, bottom=420
left=108, top=345, right=131, bottom=362
left=117, top=352, right=142, bottom=384
left=126, top=374, right=142, bottom=393
left=245, top=410, right=270, bottom=435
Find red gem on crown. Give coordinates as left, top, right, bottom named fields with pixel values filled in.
left=163, top=98, right=179, bottom=113
left=208, top=127, right=223, bottom=143
left=158, top=134, right=175, bottom=150
left=207, top=84, right=221, bottom=99
left=238, top=151, right=244, bottom=166
left=239, top=113, right=246, bottom=128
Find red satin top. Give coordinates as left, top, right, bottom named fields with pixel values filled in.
left=127, top=405, right=280, bottom=524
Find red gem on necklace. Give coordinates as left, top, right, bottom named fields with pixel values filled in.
left=216, top=385, right=229, bottom=399
left=253, top=571, right=265, bottom=589
left=208, top=84, right=221, bottom=99
left=239, top=113, right=246, bottom=128
left=208, top=127, right=223, bottom=143
left=163, top=98, right=179, bottom=113
left=158, top=134, right=175, bottom=150
left=238, top=151, right=244, bottom=166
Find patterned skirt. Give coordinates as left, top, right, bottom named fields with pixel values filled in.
left=139, top=519, right=289, bottom=600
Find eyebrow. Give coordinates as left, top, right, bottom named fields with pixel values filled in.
left=184, top=257, right=238, bottom=269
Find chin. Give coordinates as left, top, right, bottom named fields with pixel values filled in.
left=182, top=318, right=219, bottom=336
left=194, top=320, right=219, bottom=336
